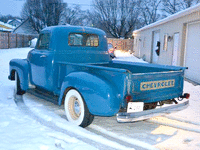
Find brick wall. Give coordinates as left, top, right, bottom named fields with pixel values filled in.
left=0, top=32, right=37, bottom=49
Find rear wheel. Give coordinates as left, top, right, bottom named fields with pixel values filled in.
left=64, top=89, right=94, bottom=127
left=15, top=72, right=25, bottom=95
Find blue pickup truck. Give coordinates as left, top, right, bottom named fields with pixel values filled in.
left=9, top=26, right=189, bottom=127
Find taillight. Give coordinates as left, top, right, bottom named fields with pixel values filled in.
left=185, top=93, right=190, bottom=99
left=125, top=95, right=132, bottom=103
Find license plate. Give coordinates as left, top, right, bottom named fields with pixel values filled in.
left=127, top=102, right=144, bottom=113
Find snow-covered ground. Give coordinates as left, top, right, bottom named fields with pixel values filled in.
left=114, top=50, right=147, bottom=63
left=1, top=48, right=200, bottom=150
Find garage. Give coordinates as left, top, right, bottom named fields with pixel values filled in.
left=185, top=22, right=200, bottom=83
left=133, top=4, right=200, bottom=84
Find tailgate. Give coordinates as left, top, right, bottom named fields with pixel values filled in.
left=127, top=70, right=184, bottom=103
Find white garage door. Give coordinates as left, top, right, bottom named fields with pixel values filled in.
left=185, top=22, right=200, bottom=83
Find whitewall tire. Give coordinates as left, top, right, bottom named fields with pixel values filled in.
left=64, top=89, right=94, bottom=127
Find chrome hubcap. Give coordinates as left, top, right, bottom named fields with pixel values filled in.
left=74, top=100, right=81, bottom=116
left=68, top=96, right=81, bottom=120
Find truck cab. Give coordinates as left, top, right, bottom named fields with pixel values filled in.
left=27, top=26, right=110, bottom=92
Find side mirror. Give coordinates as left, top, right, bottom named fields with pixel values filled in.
left=30, top=38, right=38, bottom=48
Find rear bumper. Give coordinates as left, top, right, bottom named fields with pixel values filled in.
left=116, top=100, right=189, bottom=123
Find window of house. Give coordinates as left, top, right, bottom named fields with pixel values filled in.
left=135, top=39, right=137, bottom=47
left=143, top=37, right=146, bottom=48
left=163, top=34, right=168, bottom=51
left=69, top=33, right=99, bottom=47
left=36, top=33, right=51, bottom=50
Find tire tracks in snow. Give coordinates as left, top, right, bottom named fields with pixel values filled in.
left=14, top=91, right=200, bottom=149
left=25, top=89, right=158, bottom=150
left=14, top=94, right=137, bottom=150
left=146, top=116, right=200, bottom=133
left=165, top=116, right=200, bottom=126
left=88, top=125, right=157, bottom=150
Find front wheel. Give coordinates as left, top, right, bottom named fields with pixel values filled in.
left=15, top=72, right=25, bottom=95
left=64, top=89, right=94, bottom=127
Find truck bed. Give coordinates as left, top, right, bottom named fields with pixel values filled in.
left=92, top=61, right=186, bottom=103
left=94, top=60, right=185, bottom=73
left=57, top=60, right=186, bottom=106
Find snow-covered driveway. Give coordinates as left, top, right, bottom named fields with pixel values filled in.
left=1, top=48, right=200, bottom=150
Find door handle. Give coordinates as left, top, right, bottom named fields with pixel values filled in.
left=40, top=55, right=47, bottom=58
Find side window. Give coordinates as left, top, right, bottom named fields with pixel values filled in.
left=36, top=33, right=50, bottom=50
left=69, top=33, right=99, bottom=47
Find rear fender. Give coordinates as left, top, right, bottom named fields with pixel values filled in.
left=9, top=59, right=29, bottom=91
left=58, top=72, right=121, bottom=116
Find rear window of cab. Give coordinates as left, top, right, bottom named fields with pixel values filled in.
left=69, top=33, right=99, bottom=47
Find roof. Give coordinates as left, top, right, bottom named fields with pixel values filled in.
left=0, top=27, right=12, bottom=32
left=42, top=25, right=106, bottom=35
left=0, top=21, right=15, bottom=32
left=13, top=18, right=28, bottom=32
left=7, top=19, right=21, bottom=24
left=133, top=3, right=200, bottom=33
left=13, top=18, right=38, bottom=35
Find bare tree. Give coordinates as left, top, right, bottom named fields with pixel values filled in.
left=91, top=0, right=141, bottom=39
left=180, top=0, right=200, bottom=9
left=140, top=0, right=162, bottom=25
left=162, top=0, right=182, bottom=15
left=60, top=5, right=87, bottom=26
left=0, top=15, right=21, bottom=23
left=21, top=0, right=66, bottom=33
left=162, top=0, right=199, bottom=15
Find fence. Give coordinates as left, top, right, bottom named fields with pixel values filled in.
left=107, top=38, right=134, bottom=51
left=0, top=33, right=134, bottom=50
left=0, top=32, right=37, bottom=49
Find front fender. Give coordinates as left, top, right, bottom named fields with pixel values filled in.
left=9, top=59, right=29, bottom=91
left=58, top=72, right=121, bottom=116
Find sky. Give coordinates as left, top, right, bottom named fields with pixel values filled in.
left=0, top=0, right=92, bottom=17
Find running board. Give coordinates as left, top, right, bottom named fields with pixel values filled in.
left=27, top=88, right=59, bottom=105
left=116, top=100, right=189, bottom=123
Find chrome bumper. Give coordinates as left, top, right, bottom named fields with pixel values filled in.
left=116, top=100, right=189, bottom=123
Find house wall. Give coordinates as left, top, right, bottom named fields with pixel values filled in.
left=133, top=9, right=200, bottom=66
left=9, top=20, right=21, bottom=27
left=13, top=19, right=38, bottom=35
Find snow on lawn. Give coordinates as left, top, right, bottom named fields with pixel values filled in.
left=1, top=47, right=200, bottom=150
left=114, top=50, right=147, bottom=63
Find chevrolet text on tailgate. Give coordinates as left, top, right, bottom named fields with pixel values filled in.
left=140, top=79, right=175, bottom=91
left=8, top=26, right=190, bottom=127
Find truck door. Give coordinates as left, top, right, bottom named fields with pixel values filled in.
left=28, top=33, right=54, bottom=91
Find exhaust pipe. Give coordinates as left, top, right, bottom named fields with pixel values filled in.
left=180, top=93, right=190, bottom=99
